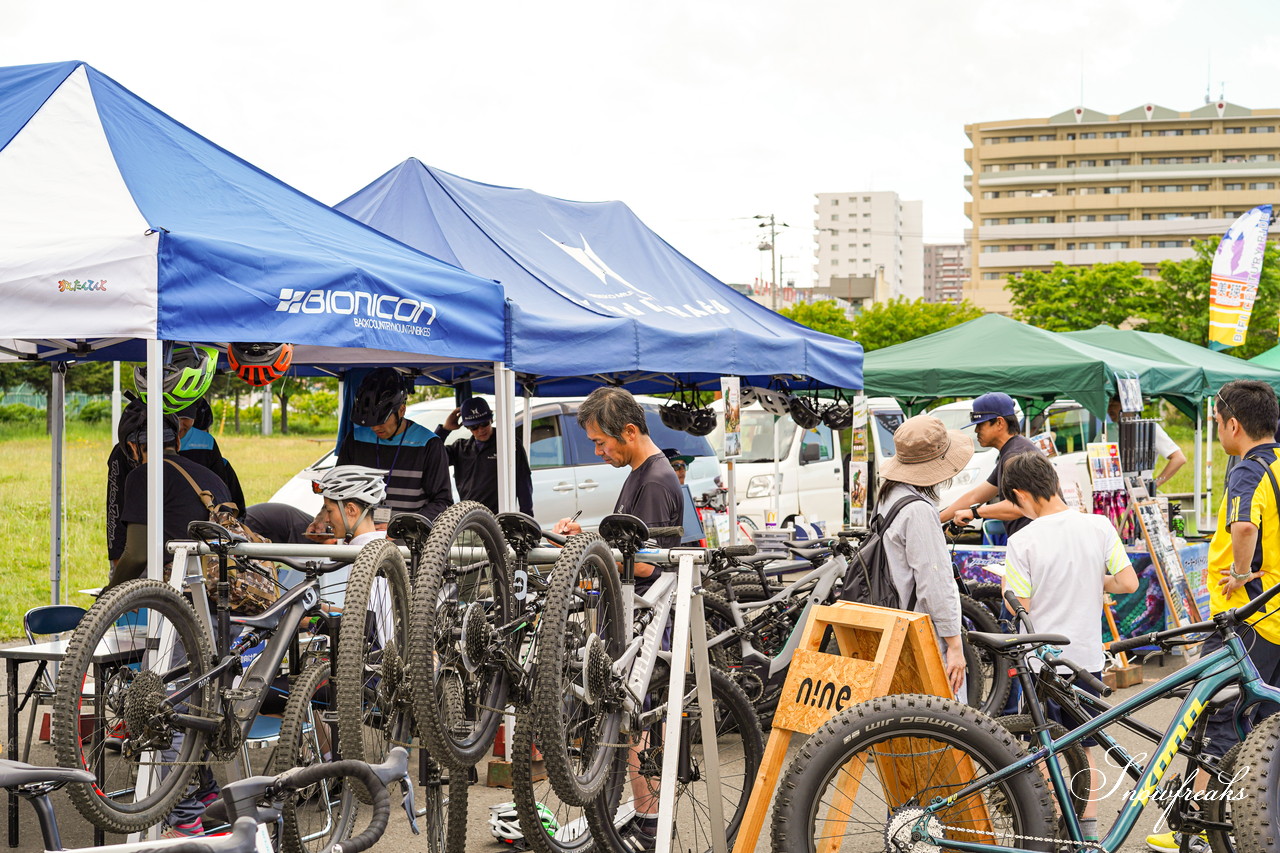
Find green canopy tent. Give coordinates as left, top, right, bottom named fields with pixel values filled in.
left=860, top=314, right=1205, bottom=422
left=1068, top=325, right=1280, bottom=527
left=1250, top=343, right=1280, bottom=371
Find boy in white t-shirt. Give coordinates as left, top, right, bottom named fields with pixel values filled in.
left=1001, top=451, right=1138, bottom=843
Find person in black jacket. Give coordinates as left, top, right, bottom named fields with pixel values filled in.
left=177, top=398, right=245, bottom=515
left=436, top=397, right=533, bottom=515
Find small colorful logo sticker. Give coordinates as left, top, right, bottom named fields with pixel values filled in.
left=58, top=279, right=107, bottom=292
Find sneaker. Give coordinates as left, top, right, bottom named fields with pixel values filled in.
left=1146, top=831, right=1208, bottom=853
left=620, top=819, right=657, bottom=852
left=103, top=721, right=128, bottom=753
left=197, top=790, right=220, bottom=808
left=161, top=820, right=204, bottom=839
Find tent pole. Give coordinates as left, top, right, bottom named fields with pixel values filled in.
left=1193, top=403, right=1203, bottom=530
left=261, top=387, right=273, bottom=436
left=522, top=382, right=533, bottom=475
left=493, top=363, right=516, bottom=513
left=111, top=361, right=122, bottom=438
left=146, top=340, right=165, bottom=581
left=726, top=459, right=738, bottom=545
left=49, top=365, right=66, bottom=605
left=772, top=417, right=782, bottom=525
left=1204, top=396, right=1215, bottom=531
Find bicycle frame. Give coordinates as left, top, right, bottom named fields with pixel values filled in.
left=917, top=632, right=1280, bottom=853
left=706, top=550, right=847, bottom=685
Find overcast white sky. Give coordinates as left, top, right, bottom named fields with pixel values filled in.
left=4, top=0, right=1279, bottom=287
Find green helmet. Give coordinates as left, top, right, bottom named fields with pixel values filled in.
left=135, top=344, right=218, bottom=414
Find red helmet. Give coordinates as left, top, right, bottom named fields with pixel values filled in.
left=228, top=342, right=293, bottom=386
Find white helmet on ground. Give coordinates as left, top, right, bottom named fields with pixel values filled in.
left=314, top=465, right=388, bottom=507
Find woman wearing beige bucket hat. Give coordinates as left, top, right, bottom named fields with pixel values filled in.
left=877, top=414, right=974, bottom=700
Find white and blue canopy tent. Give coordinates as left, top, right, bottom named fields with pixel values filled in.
left=0, top=61, right=509, bottom=601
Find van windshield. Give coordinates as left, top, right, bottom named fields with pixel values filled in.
left=709, top=409, right=795, bottom=462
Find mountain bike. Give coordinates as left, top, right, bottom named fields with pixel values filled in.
left=0, top=747, right=404, bottom=853
left=769, top=581, right=1280, bottom=853
left=531, top=514, right=765, bottom=852
left=50, top=523, right=411, bottom=841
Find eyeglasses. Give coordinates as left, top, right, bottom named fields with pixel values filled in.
left=671, top=462, right=687, bottom=471
left=1216, top=392, right=1236, bottom=422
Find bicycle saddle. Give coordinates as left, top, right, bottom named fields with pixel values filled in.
left=188, top=520, right=247, bottom=548
left=386, top=512, right=433, bottom=548
left=788, top=546, right=829, bottom=562
left=966, top=631, right=1071, bottom=653
left=497, top=512, right=543, bottom=554
left=0, top=759, right=94, bottom=790
left=599, top=514, right=649, bottom=551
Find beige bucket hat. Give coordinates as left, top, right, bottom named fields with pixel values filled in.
left=879, top=415, right=974, bottom=487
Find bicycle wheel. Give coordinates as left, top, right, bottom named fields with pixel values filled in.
left=532, top=533, right=626, bottom=806
left=421, top=755, right=469, bottom=853
left=997, top=714, right=1090, bottom=820
left=1226, top=714, right=1280, bottom=853
left=51, top=579, right=214, bottom=832
left=966, top=581, right=1006, bottom=621
left=334, top=538, right=413, bottom=770
left=1203, top=741, right=1241, bottom=853
left=586, top=666, right=764, bottom=853
left=962, top=593, right=1012, bottom=715
left=512, top=712, right=598, bottom=853
left=272, top=662, right=359, bottom=853
left=409, top=501, right=514, bottom=768
left=770, top=694, right=1056, bottom=853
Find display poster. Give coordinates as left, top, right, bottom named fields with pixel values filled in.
left=1118, top=376, right=1143, bottom=413
left=848, top=394, right=869, bottom=527
left=1029, top=431, right=1058, bottom=458
left=1134, top=498, right=1201, bottom=626
left=1087, top=442, right=1123, bottom=491
left=721, top=376, right=741, bottom=459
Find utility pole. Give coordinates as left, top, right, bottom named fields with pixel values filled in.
left=754, top=214, right=788, bottom=311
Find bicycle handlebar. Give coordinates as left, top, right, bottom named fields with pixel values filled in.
left=1111, top=580, right=1280, bottom=653
left=273, top=759, right=389, bottom=853
left=1053, top=655, right=1112, bottom=697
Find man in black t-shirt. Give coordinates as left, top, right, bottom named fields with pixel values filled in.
left=553, top=387, right=682, bottom=583
left=939, top=391, right=1045, bottom=539
left=110, top=414, right=231, bottom=591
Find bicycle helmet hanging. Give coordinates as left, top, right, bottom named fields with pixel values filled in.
left=350, top=367, right=411, bottom=427
left=133, top=343, right=218, bottom=414
left=227, top=342, right=293, bottom=387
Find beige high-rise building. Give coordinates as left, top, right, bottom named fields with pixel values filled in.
left=814, top=191, right=923, bottom=302
left=965, top=101, right=1280, bottom=314
left=923, top=243, right=969, bottom=304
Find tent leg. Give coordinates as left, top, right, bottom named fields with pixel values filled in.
left=493, top=363, right=516, bottom=513
left=1204, top=397, right=1215, bottom=532
left=1193, top=405, right=1203, bottom=531
left=146, top=341, right=165, bottom=582
left=726, top=459, right=738, bottom=545
left=111, top=361, right=122, bottom=439
left=50, top=365, right=66, bottom=605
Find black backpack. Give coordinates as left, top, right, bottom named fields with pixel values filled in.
left=839, top=493, right=926, bottom=610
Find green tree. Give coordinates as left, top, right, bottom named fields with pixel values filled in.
left=1144, top=239, right=1280, bottom=359
left=1006, top=261, right=1152, bottom=332
left=848, top=297, right=985, bottom=352
left=779, top=300, right=855, bottom=339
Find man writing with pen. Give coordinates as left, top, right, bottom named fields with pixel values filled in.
left=553, top=387, right=682, bottom=592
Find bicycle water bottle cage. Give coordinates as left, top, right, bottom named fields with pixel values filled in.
left=386, top=512, right=434, bottom=550
left=599, top=513, right=649, bottom=556
left=187, top=520, right=246, bottom=553
left=497, top=512, right=543, bottom=555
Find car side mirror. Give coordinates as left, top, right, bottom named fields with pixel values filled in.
left=800, top=442, right=821, bottom=464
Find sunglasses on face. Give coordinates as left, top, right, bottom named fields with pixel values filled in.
left=671, top=462, right=687, bottom=470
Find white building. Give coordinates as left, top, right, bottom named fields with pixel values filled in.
left=813, top=191, right=923, bottom=301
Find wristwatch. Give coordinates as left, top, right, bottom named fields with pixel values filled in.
left=970, top=503, right=983, bottom=519
left=1231, top=567, right=1253, bottom=581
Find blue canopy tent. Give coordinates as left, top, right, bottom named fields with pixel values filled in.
left=0, top=62, right=510, bottom=601
left=336, top=159, right=862, bottom=394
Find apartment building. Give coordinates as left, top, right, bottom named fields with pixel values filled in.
left=965, top=101, right=1280, bottom=313
left=814, top=191, right=923, bottom=301
left=923, top=242, right=969, bottom=303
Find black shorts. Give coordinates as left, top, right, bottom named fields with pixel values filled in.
left=1044, top=668, right=1103, bottom=748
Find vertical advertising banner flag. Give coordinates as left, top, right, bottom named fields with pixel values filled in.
left=1209, top=204, right=1272, bottom=350
left=721, top=376, right=741, bottom=459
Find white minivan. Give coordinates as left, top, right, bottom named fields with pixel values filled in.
left=270, top=395, right=717, bottom=532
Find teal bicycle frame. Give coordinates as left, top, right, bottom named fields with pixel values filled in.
left=916, top=627, right=1280, bottom=853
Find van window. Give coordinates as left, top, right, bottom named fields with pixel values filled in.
left=527, top=415, right=566, bottom=469
left=710, top=409, right=796, bottom=462
left=1043, top=406, right=1097, bottom=455
left=872, top=411, right=905, bottom=458
left=800, top=425, right=834, bottom=463
left=564, top=406, right=714, bottom=466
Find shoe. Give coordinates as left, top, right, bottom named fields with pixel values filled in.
left=620, top=819, right=657, bottom=852
left=161, top=820, right=204, bottom=839
left=1146, top=831, right=1208, bottom=852
left=103, top=721, right=128, bottom=753
left=197, top=790, right=220, bottom=808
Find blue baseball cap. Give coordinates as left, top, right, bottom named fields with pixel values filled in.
left=966, top=392, right=1017, bottom=427
left=460, top=397, right=493, bottom=427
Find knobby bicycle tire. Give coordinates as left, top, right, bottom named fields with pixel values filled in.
left=996, top=714, right=1091, bottom=819
left=420, top=754, right=469, bottom=853
left=52, top=579, right=214, bottom=832
left=1204, top=740, right=1242, bottom=853
left=769, top=693, right=1056, bottom=853
left=1228, top=713, right=1280, bottom=853
left=586, top=666, right=764, bottom=853
left=532, top=533, right=625, bottom=806
left=272, top=662, right=359, bottom=853
left=961, top=593, right=1012, bottom=715
left=334, top=538, right=413, bottom=772
left=511, top=711, right=596, bottom=853
left=408, top=501, right=513, bottom=768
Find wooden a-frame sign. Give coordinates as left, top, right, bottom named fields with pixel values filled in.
left=732, top=601, right=983, bottom=853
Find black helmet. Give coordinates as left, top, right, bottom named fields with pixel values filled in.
left=117, top=398, right=148, bottom=447
left=183, top=397, right=214, bottom=431
left=822, top=402, right=855, bottom=431
left=122, top=409, right=181, bottom=447
left=686, top=407, right=717, bottom=437
left=659, top=401, right=692, bottom=432
left=351, top=368, right=410, bottom=427
left=788, top=395, right=823, bottom=431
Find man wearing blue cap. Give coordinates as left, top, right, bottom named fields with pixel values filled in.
left=939, top=391, right=1044, bottom=539
left=437, top=397, right=534, bottom=515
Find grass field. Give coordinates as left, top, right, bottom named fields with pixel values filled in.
left=0, top=422, right=330, bottom=639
